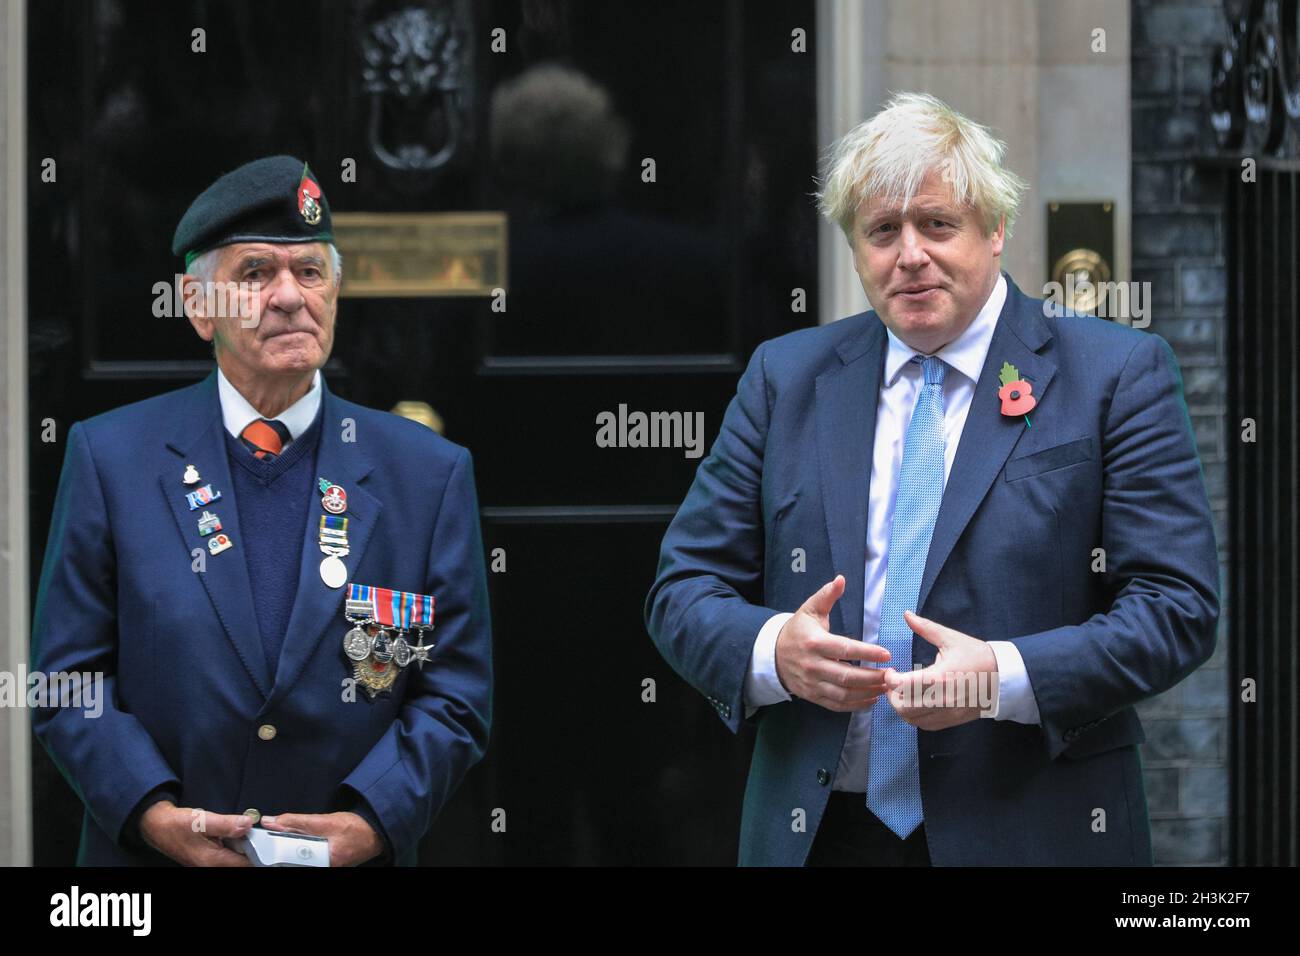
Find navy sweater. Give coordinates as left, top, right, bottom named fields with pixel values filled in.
left=223, top=407, right=324, bottom=679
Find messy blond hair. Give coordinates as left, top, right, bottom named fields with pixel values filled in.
left=817, top=91, right=1028, bottom=241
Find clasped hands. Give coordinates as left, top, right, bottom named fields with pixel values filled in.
left=774, top=574, right=998, bottom=729
left=139, top=802, right=383, bottom=867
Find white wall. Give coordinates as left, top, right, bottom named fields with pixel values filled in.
left=0, top=0, right=32, bottom=866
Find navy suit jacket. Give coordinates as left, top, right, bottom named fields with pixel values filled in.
left=646, top=274, right=1220, bottom=866
left=31, top=370, right=492, bottom=865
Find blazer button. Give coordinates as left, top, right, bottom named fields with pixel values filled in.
left=816, top=768, right=830, bottom=786
left=257, top=724, right=277, bottom=741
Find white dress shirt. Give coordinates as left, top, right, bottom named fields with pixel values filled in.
left=216, top=367, right=323, bottom=444
left=743, top=273, right=1042, bottom=792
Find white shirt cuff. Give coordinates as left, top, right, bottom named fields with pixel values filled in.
left=982, top=640, right=1041, bottom=724
left=743, top=612, right=795, bottom=718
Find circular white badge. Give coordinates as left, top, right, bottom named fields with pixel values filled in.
left=319, top=554, right=347, bottom=589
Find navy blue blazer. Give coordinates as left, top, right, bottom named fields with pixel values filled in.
left=31, top=370, right=492, bottom=865
left=646, top=274, right=1220, bottom=866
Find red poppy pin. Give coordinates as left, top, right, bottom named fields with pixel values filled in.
left=297, top=164, right=323, bottom=226
left=997, top=361, right=1036, bottom=427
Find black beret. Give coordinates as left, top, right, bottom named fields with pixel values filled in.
left=172, top=155, right=333, bottom=267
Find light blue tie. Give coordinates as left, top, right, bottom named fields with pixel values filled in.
left=867, top=353, right=946, bottom=839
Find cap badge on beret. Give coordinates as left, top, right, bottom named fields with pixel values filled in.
left=171, top=155, right=334, bottom=264
left=298, top=164, right=323, bottom=226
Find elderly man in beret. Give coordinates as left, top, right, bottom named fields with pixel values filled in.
left=31, top=155, right=492, bottom=866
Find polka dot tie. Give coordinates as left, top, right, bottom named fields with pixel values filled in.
left=240, top=419, right=291, bottom=460
left=867, top=354, right=946, bottom=839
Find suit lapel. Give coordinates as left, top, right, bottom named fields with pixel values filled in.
left=815, top=317, right=887, bottom=641
left=915, top=274, right=1057, bottom=613
left=161, top=371, right=273, bottom=697
left=265, top=383, right=382, bottom=709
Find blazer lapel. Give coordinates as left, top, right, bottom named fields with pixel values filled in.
left=915, top=274, right=1057, bottom=613
left=160, top=371, right=273, bottom=697
left=264, top=382, right=382, bottom=709
left=815, top=317, right=887, bottom=641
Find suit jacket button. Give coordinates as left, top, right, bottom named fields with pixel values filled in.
left=257, top=724, right=277, bottom=741
left=816, top=769, right=830, bottom=786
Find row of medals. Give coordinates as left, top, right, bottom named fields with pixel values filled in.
left=343, top=609, right=434, bottom=668
left=184, top=462, right=426, bottom=699
left=342, top=608, right=434, bottom=698
left=317, top=483, right=435, bottom=697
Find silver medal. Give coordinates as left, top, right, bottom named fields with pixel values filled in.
left=320, top=554, right=347, bottom=589
left=392, top=637, right=412, bottom=668
left=343, top=626, right=373, bottom=662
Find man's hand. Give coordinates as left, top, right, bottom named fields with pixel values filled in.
left=882, top=610, right=999, bottom=730
left=139, top=801, right=253, bottom=867
left=260, top=811, right=383, bottom=867
left=774, top=575, right=893, bottom=712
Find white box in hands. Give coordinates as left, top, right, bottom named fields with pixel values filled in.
left=227, top=827, right=331, bottom=867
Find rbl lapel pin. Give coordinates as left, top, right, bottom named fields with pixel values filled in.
left=186, top=483, right=222, bottom=510
left=997, top=361, right=1037, bottom=427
